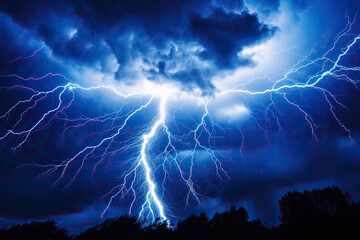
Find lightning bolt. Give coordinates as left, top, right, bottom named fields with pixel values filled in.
left=138, top=97, right=167, bottom=221
left=1, top=15, right=360, bottom=225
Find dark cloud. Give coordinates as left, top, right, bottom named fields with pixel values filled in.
left=144, top=56, right=216, bottom=95
left=250, top=0, right=281, bottom=11
left=188, top=8, right=276, bottom=67
left=214, top=0, right=245, bottom=11
left=245, top=0, right=310, bottom=19
left=289, top=0, right=310, bottom=11
left=247, top=0, right=309, bottom=12
left=170, top=69, right=216, bottom=95
left=0, top=0, right=276, bottom=95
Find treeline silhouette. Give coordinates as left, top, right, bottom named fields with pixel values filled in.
left=1, top=185, right=359, bottom=240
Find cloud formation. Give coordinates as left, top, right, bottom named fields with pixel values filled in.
left=0, top=0, right=276, bottom=95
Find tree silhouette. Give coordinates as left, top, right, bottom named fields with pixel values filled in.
left=176, top=212, right=209, bottom=235
left=208, top=206, right=266, bottom=239
left=278, top=185, right=360, bottom=239
left=74, top=215, right=143, bottom=240
left=209, top=205, right=248, bottom=230
left=1, top=185, right=359, bottom=240
left=0, top=220, right=69, bottom=240
left=143, top=217, right=173, bottom=238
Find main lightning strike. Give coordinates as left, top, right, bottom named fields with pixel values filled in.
left=100, top=97, right=168, bottom=221
left=1, top=15, right=360, bottom=225
left=138, top=98, right=167, bottom=221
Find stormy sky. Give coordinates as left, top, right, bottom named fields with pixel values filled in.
left=0, top=0, right=360, bottom=231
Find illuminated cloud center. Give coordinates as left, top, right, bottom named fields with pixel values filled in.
left=216, top=104, right=250, bottom=122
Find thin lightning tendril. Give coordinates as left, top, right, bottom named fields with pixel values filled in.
left=1, top=17, right=360, bottom=224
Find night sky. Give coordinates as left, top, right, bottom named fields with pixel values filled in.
left=1, top=0, right=360, bottom=232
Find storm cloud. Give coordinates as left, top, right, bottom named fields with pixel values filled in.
left=0, top=0, right=360, bottom=233
left=0, top=0, right=276, bottom=95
